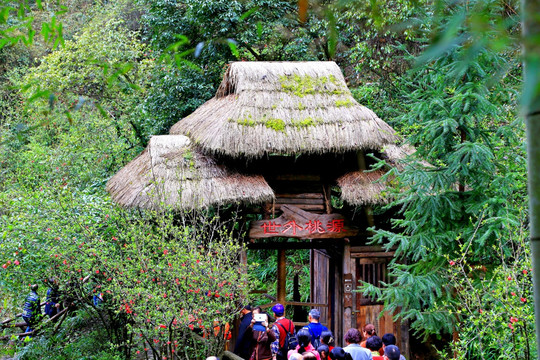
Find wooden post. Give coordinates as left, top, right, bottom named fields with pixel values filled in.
left=277, top=249, right=287, bottom=305
left=343, top=239, right=352, bottom=332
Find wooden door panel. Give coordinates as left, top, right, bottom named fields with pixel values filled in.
left=355, top=256, right=400, bottom=338
left=355, top=306, right=400, bottom=339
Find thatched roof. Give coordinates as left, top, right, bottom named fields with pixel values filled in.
left=106, top=135, right=275, bottom=210
left=170, top=61, right=398, bottom=158
left=337, top=170, right=389, bottom=206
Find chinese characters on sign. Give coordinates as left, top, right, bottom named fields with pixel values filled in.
left=249, top=204, right=358, bottom=239
left=261, top=219, right=345, bottom=235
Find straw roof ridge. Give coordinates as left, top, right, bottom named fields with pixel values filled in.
left=106, top=135, right=275, bottom=210
left=171, top=61, right=399, bottom=158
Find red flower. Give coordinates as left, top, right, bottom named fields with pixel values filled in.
left=521, top=297, right=527, bottom=303
left=523, top=269, right=528, bottom=275
left=507, top=276, right=512, bottom=281
left=478, top=309, right=483, bottom=314
left=510, top=317, right=519, bottom=323
left=14, top=260, right=20, bottom=266
left=163, top=249, right=169, bottom=255
left=1, top=264, right=7, bottom=269
left=159, top=324, right=167, bottom=328
left=508, top=323, right=514, bottom=330
left=511, top=292, right=516, bottom=296
left=449, top=260, right=455, bottom=266
left=96, top=270, right=100, bottom=274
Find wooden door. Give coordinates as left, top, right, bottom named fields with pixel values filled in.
left=311, top=249, right=331, bottom=328
left=355, top=256, right=400, bottom=338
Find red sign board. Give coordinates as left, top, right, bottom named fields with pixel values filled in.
left=249, top=205, right=357, bottom=240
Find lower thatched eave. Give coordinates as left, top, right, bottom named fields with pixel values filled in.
left=337, top=170, right=390, bottom=206
left=106, top=135, right=275, bottom=211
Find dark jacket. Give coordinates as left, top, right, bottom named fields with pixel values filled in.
left=234, top=311, right=253, bottom=359
left=246, top=324, right=277, bottom=360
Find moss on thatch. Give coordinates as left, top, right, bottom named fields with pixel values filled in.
left=337, top=170, right=390, bottom=206
left=106, top=135, right=275, bottom=210
left=170, top=61, right=398, bottom=158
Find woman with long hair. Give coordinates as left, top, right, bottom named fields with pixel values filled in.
left=288, top=328, right=321, bottom=360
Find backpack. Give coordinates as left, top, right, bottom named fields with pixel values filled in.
left=305, top=323, right=326, bottom=349
left=276, top=319, right=298, bottom=357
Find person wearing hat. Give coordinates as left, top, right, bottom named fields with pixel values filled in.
left=383, top=345, right=401, bottom=360
left=245, top=312, right=276, bottom=360
left=381, top=334, right=406, bottom=360
left=329, top=347, right=353, bottom=360
left=270, top=303, right=296, bottom=360
left=22, top=284, right=41, bottom=335
left=301, top=309, right=328, bottom=349
left=234, top=305, right=254, bottom=359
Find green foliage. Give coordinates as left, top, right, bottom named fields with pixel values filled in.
left=359, top=0, right=527, bottom=346
left=23, top=12, right=151, bottom=100
left=17, top=309, right=123, bottom=360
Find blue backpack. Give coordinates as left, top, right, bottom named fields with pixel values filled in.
left=305, top=322, right=327, bottom=349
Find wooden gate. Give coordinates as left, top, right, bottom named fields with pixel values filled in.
left=354, top=255, right=400, bottom=340
left=311, top=249, right=331, bottom=328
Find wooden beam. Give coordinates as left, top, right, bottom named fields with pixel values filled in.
left=351, top=252, right=395, bottom=258
left=273, top=203, right=325, bottom=211
left=275, top=198, right=324, bottom=205
left=276, top=193, right=324, bottom=199
left=247, top=241, right=341, bottom=250
left=277, top=249, right=286, bottom=305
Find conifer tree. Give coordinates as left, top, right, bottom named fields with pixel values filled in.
left=362, top=0, right=525, bottom=336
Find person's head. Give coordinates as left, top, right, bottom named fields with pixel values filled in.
left=363, top=324, right=376, bottom=339
left=271, top=303, right=285, bottom=317
left=252, top=306, right=262, bottom=315
left=317, top=344, right=330, bottom=360
left=329, top=347, right=353, bottom=360
left=241, top=305, right=252, bottom=315
left=297, top=328, right=312, bottom=351
left=366, top=336, right=383, bottom=352
left=302, top=351, right=317, bottom=360
left=30, top=284, right=38, bottom=292
left=321, top=330, right=335, bottom=346
left=344, top=328, right=361, bottom=345
left=381, top=333, right=397, bottom=347
left=289, top=354, right=304, bottom=360
left=308, top=308, right=321, bottom=323
left=384, top=345, right=401, bottom=360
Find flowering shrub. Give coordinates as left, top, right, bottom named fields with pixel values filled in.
left=0, top=180, right=252, bottom=359
left=442, top=229, right=536, bottom=360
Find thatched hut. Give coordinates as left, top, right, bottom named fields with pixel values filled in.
left=170, top=61, right=398, bottom=158
left=106, top=135, right=274, bottom=210
left=107, top=61, right=411, bottom=356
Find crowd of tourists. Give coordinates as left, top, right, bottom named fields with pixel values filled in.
left=232, top=303, right=405, bottom=360
left=21, top=284, right=404, bottom=360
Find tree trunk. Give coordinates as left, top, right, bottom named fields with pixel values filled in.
left=522, top=0, right=540, bottom=351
